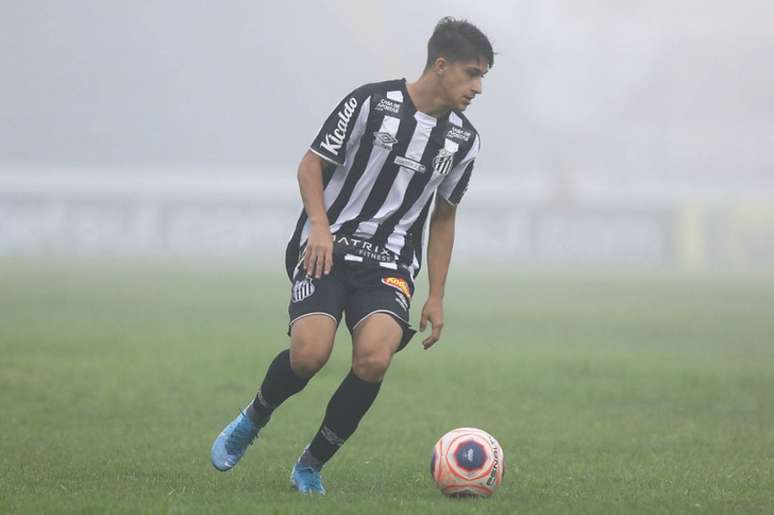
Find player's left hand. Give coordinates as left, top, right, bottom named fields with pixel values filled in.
left=419, top=297, right=444, bottom=349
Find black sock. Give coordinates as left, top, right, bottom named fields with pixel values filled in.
left=307, top=369, right=382, bottom=466
left=247, top=349, right=309, bottom=426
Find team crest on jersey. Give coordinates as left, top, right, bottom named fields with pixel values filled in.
left=382, top=277, right=411, bottom=300
left=432, top=148, right=455, bottom=176
left=291, top=276, right=315, bottom=303
left=373, top=131, right=398, bottom=150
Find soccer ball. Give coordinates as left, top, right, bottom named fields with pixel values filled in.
left=430, top=427, right=505, bottom=497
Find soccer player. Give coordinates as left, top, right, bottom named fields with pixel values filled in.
left=211, top=17, right=494, bottom=494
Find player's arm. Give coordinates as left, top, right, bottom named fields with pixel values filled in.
left=300, top=84, right=369, bottom=278
left=297, top=150, right=334, bottom=279
left=420, top=196, right=457, bottom=349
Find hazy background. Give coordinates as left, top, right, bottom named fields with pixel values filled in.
left=2, top=0, right=773, bottom=269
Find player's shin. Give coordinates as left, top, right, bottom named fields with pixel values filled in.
left=246, top=349, right=310, bottom=427
left=301, top=369, right=382, bottom=468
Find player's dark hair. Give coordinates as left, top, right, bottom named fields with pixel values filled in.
left=425, top=17, right=495, bottom=70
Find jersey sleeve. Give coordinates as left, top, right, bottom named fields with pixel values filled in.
left=437, top=134, right=479, bottom=206
left=309, top=86, right=370, bottom=167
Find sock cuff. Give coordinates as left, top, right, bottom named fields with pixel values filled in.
left=346, top=368, right=382, bottom=392
left=254, top=389, right=276, bottom=411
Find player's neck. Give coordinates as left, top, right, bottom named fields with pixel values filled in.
left=406, top=76, right=451, bottom=119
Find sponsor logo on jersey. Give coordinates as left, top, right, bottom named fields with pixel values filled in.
left=332, top=235, right=395, bottom=262
left=382, top=277, right=411, bottom=299
left=394, top=155, right=426, bottom=174
left=291, top=276, right=315, bottom=303
left=432, top=148, right=455, bottom=176
left=373, top=131, right=398, bottom=150
left=374, top=97, right=402, bottom=115
left=446, top=125, right=473, bottom=143
left=320, top=97, right=358, bottom=157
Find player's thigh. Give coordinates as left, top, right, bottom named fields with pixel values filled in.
left=287, top=268, right=346, bottom=375
left=289, top=314, right=338, bottom=374
left=345, top=272, right=416, bottom=355
left=350, top=313, right=403, bottom=381
left=351, top=312, right=403, bottom=362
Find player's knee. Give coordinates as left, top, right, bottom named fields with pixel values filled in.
left=289, top=316, right=335, bottom=378
left=289, top=335, right=332, bottom=379
left=289, top=345, right=329, bottom=379
left=352, top=350, right=393, bottom=382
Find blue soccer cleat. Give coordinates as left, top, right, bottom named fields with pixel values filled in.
left=290, top=463, right=326, bottom=494
left=210, top=410, right=260, bottom=471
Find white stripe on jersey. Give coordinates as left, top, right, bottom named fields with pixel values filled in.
left=300, top=96, right=372, bottom=247
left=385, top=132, right=480, bottom=256
left=386, top=90, right=403, bottom=102
left=293, top=79, right=480, bottom=279
left=355, top=113, right=436, bottom=238
left=384, top=184, right=436, bottom=255
left=437, top=134, right=479, bottom=204
left=449, top=111, right=464, bottom=127
left=329, top=113, right=401, bottom=235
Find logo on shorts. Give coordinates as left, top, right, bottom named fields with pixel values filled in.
left=291, top=277, right=315, bottom=303
left=394, top=292, right=409, bottom=311
left=382, top=277, right=411, bottom=300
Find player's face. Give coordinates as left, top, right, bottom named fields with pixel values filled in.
left=438, top=57, right=489, bottom=111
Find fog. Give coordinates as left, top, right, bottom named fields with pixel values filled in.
left=3, top=0, right=773, bottom=178
left=1, top=1, right=773, bottom=267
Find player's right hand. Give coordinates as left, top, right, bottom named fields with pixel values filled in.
left=419, top=297, right=444, bottom=349
left=304, top=223, right=333, bottom=279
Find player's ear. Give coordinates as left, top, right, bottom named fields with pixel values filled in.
left=433, top=57, right=448, bottom=77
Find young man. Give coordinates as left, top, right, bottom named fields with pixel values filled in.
left=211, top=17, right=494, bottom=494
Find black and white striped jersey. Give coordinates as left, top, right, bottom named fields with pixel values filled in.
left=285, top=78, right=480, bottom=279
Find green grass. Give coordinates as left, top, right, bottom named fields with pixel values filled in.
left=1, top=259, right=773, bottom=514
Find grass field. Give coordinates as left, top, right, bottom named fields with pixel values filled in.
left=1, top=259, right=773, bottom=514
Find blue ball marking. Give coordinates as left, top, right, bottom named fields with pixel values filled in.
left=430, top=450, right=437, bottom=476
left=454, top=440, right=487, bottom=471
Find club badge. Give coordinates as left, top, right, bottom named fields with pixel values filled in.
left=432, top=148, right=455, bottom=176
left=291, top=276, right=315, bottom=303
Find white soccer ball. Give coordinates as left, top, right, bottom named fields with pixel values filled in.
left=430, top=427, right=505, bottom=497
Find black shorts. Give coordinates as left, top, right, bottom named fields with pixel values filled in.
left=287, top=245, right=417, bottom=352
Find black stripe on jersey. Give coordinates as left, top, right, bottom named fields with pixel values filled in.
left=285, top=210, right=307, bottom=280
left=335, top=104, right=418, bottom=236
left=399, top=194, right=434, bottom=276
left=324, top=108, right=387, bottom=227
left=323, top=79, right=407, bottom=227
left=368, top=113, right=450, bottom=248
left=448, top=160, right=474, bottom=205
left=284, top=162, right=338, bottom=279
